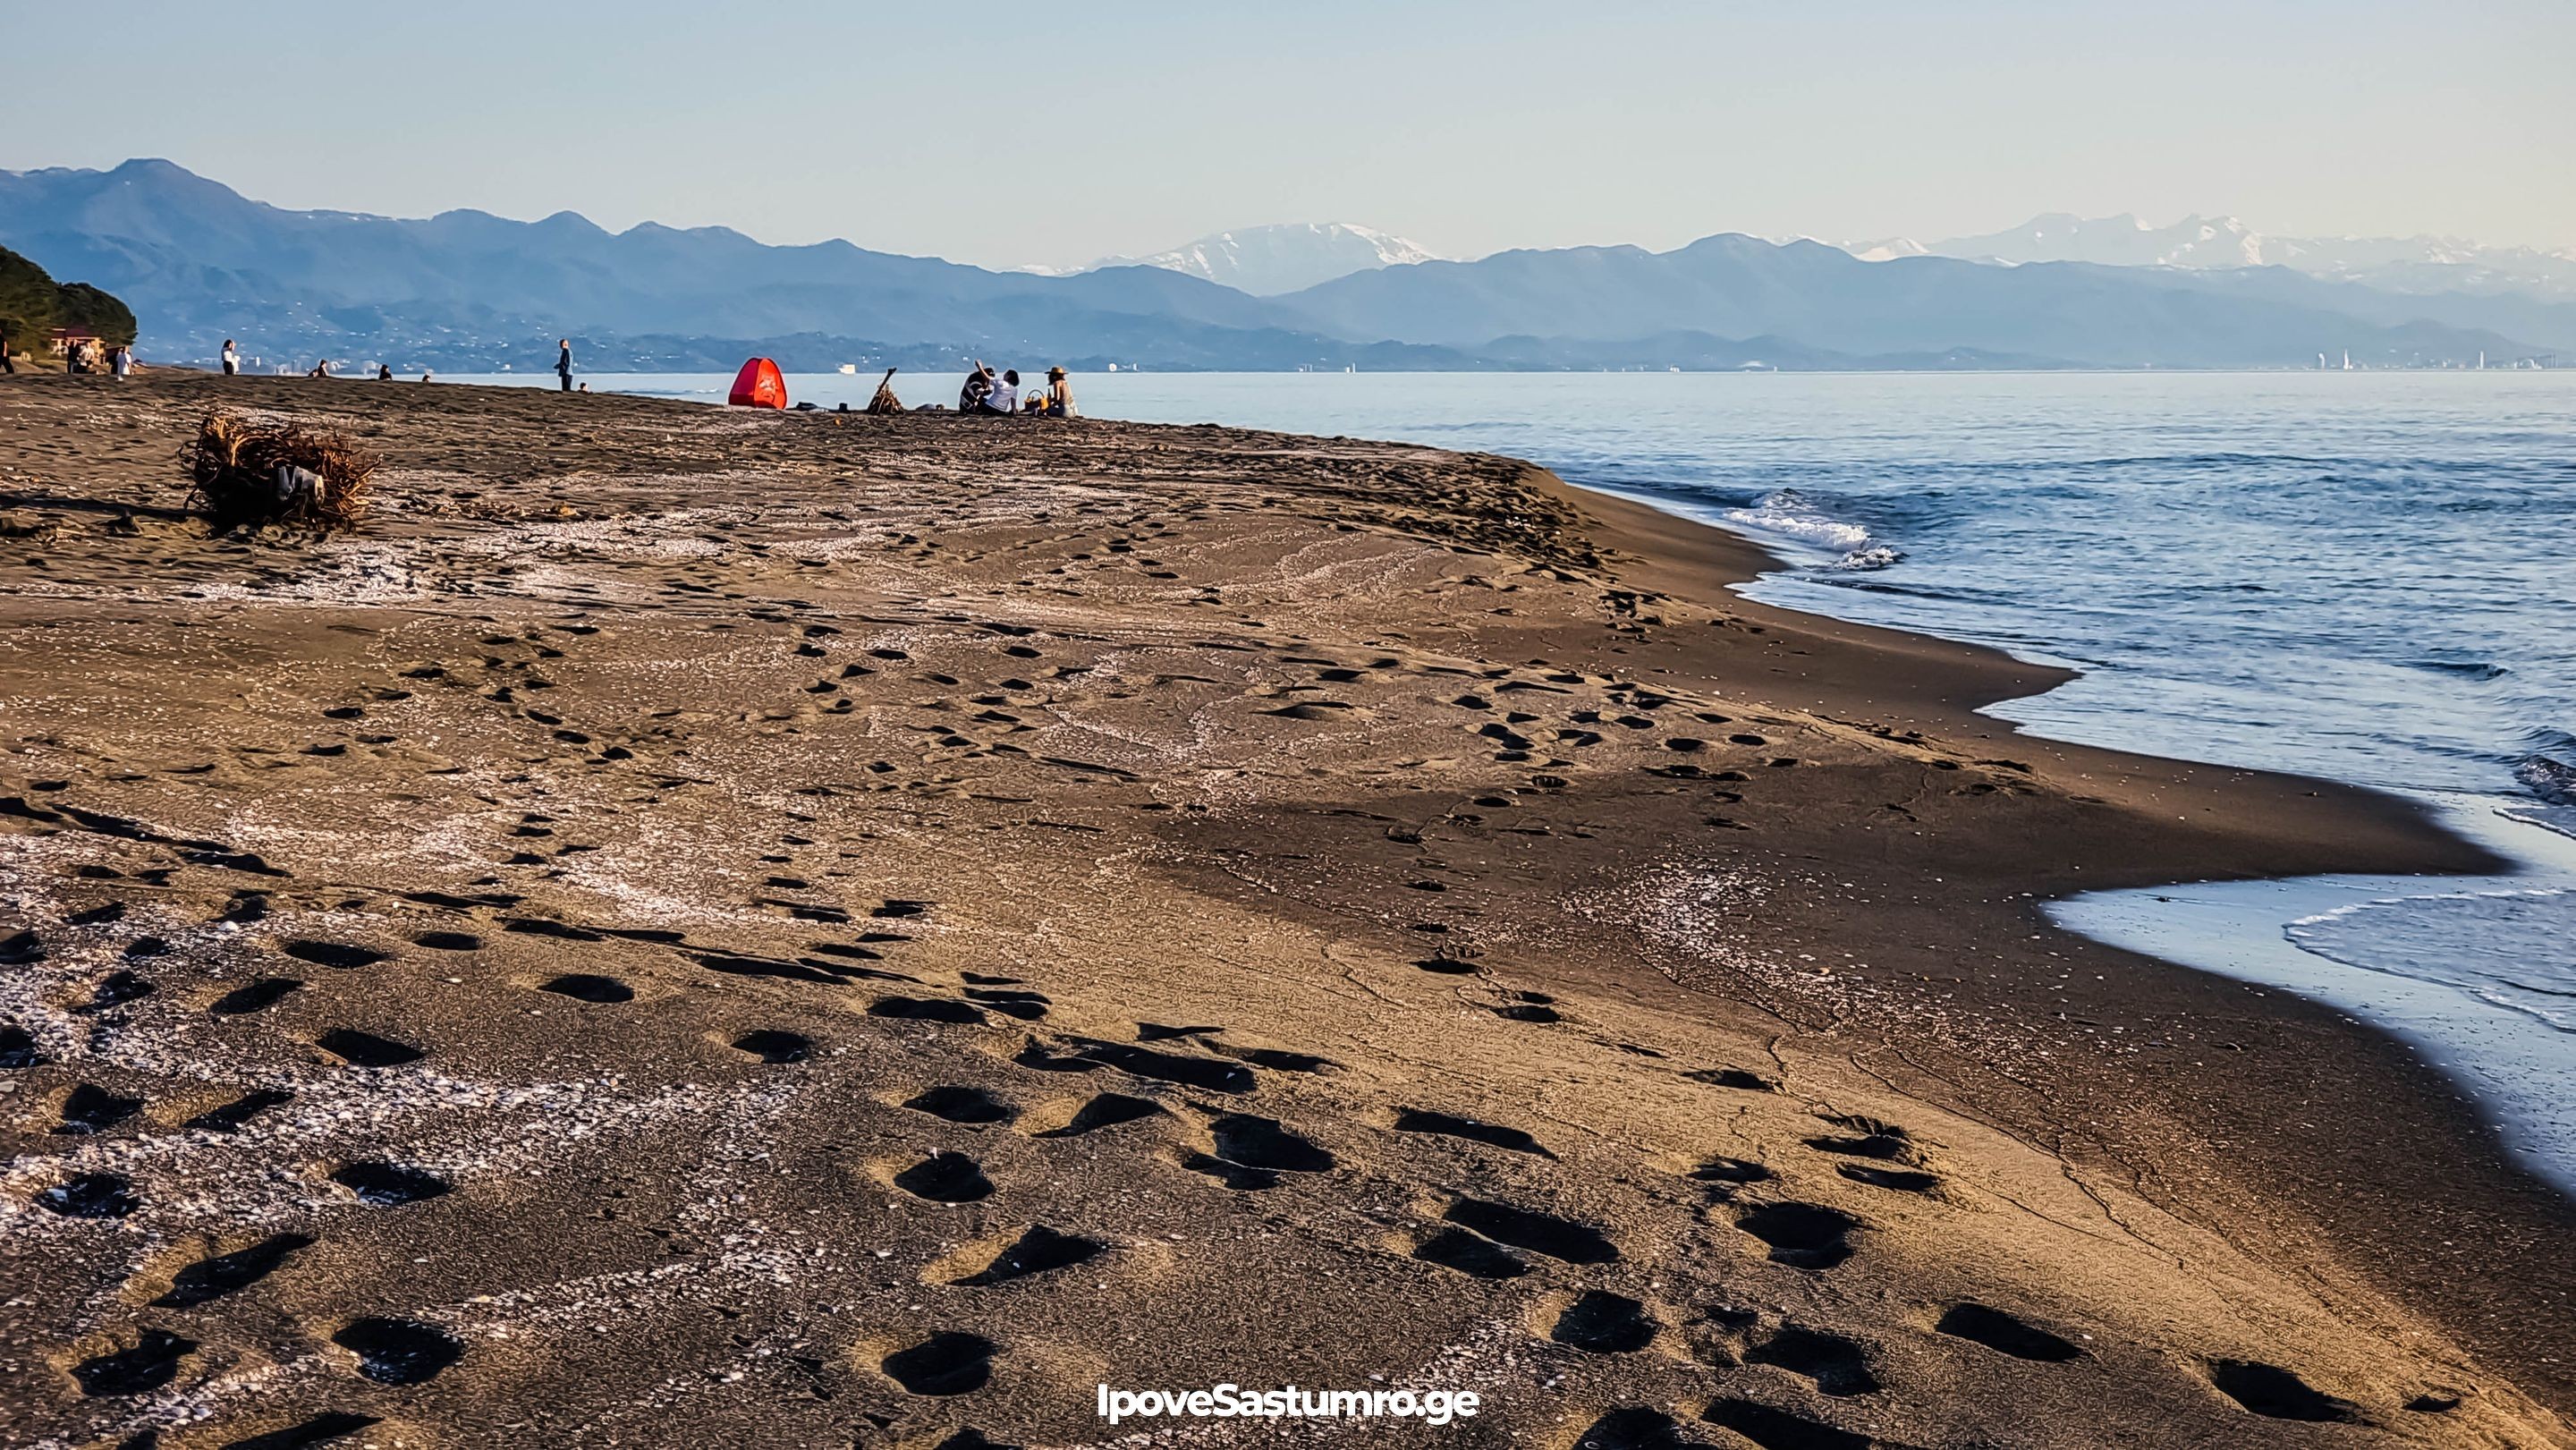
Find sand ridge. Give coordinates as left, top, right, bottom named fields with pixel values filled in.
left=1, top=373, right=2567, bottom=1448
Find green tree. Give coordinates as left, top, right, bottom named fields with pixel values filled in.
left=0, top=246, right=57, bottom=354
left=0, top=246, right=138, bottom=360
left=55, top=283, right=137, bottom=346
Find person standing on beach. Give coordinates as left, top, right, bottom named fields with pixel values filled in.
left=111, top=343, right=132, bottom=380
left=556, top=338, right=574, bottom=393
left=222, top=339, right=239, bottom=376
left=1, top=323, right=14, bottom=375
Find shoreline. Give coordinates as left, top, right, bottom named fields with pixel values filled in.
left=1576, top=471, right=2576, bottom=1194
left=3, top=372, right=2568, bottom=1445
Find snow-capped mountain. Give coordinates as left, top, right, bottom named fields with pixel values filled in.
left=1091, top=223, right=1441, bottom=296
left=1839, top=236, right=1928, bottom=263
left=1932, top=213, right=2270, bottom=268
left=1850, top=213, right=2576, bottom=298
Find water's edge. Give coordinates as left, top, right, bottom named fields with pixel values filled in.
left=1596, top=480, right=2576, bottom=1196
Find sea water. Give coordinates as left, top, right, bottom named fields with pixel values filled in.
left=448, top=369, right=2576, bottom=1189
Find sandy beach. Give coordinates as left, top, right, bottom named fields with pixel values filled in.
left=3, top=371, right=2569, bottom=1448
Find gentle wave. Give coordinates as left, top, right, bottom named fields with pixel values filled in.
left=1720, top=489, right=1902, bottom=570
left=2287, top=888, right=2576, bottom=1033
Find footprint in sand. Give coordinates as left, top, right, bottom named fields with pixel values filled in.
left=732, top=1030, right=812, bottom=1064
left=1391, top=1107, right=1552, bottom=1157
left=894, top=1151, right=995, bottom=1203
left=155, top=1234, right=315, bottom=1307
left=538, top=973, right=634, bottom=1004
left=334, top=1318, right=463, bottom=1386
left=184, top=1089, right=293, bottom=1133
left=1551, top=1292, right=1659, bottom=1354
left=881, top=1331, right=996, bottom=1395
left=905, top=1085, right=1016, bottom=1124
left=2205, top=1359, right=2359, bottom=1422
left=211, top=983, right=301, bottom=1014
left=315, top=1028, right=426, bottom=1068
left=1700, top=1397, right=1871, bottom=1450
left=1031, top=1093, right=1166, bottom=1137
left=216, top=1411, right=384, bottom=1447
left=1182, top=1113, right=1335, bottom=1191
left=1933, top=1302, right=2085, bottom=1362
left=950, top=1225, right=1104, bottom=1286
left=1444, top=1197, right=1618, bottom=1264
left=1735, top=1202, right=1860, bottom=1270
left=38, top=1173, right=141, bottom=1218
left=73, top=1328, right=198, bottom=1396
left=1747, top=1325, right=1880, bottom=1396
left=331, top=1162, right=450, bottom=1207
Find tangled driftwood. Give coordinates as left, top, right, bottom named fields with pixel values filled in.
left=867, top=367, right=903, bottom=415
left=182, top=412, right=378, bottom=532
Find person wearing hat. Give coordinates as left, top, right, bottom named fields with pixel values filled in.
left=1044, top=366, right=1077, bottom=418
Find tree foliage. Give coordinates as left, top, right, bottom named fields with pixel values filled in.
left=0, top=245, right=138, bottom=353
left=0, top=246, right=55, bottom=349
left=56, top=283, right=138, bottom=346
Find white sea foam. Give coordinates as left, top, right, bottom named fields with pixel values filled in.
left=1720, top=489, right=1900, bottom=570
left=2286, top=886, right=2576, bottom=1032
left=1723, top=490, right=1870, bottom=550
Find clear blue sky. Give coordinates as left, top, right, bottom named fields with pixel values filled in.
left=8, top=1, right=2571, bottom=267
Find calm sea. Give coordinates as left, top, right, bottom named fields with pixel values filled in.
left=447, top=369, right=2576, bottom=1189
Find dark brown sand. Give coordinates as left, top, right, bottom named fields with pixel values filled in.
left=1, top=372, right=2568, bottom=1449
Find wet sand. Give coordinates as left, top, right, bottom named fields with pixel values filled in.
left=2, top=371, right=2569, bottom=1448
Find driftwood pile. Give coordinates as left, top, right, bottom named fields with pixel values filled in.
left=182, top=412, right=378, bottom=532
left=866, top=367, right=903, bottom=415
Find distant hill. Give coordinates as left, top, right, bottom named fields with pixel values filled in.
left=0, top=161, right=2558, bottom=372
left=0, top=159, right=1325, bottom=370
left=1089, top=223, right=1442, bottom=296
left=0, top=243, right=135, bottom=357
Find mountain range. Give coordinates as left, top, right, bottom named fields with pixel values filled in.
left=1852, top=212, right=2576, bottom=299
left=1088, top=224, right=1442, bottom=296
left=1, top=160, right=2565, bottom=373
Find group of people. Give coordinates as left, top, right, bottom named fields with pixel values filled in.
left=226, top=342, right=432, bottom=383
left=959, top=361, right=1076, bottom=418
left=50, top=337, right=135, bottom=377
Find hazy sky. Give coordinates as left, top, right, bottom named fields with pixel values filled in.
left=8, top=2, right=2572, bottom=267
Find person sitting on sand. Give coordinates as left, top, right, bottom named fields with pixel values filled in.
left=959, top=363, right=994, bottom=413
left=309, top=359, right=331, bottom=378
left=377, top=363, right=394, bottom=381
left=986, top=369, right=1023, bottom=415
left=1045, top=366, right=1077, bottom=418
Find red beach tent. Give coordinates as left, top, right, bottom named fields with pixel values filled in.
left=728, top=357, right=787, bottom=409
